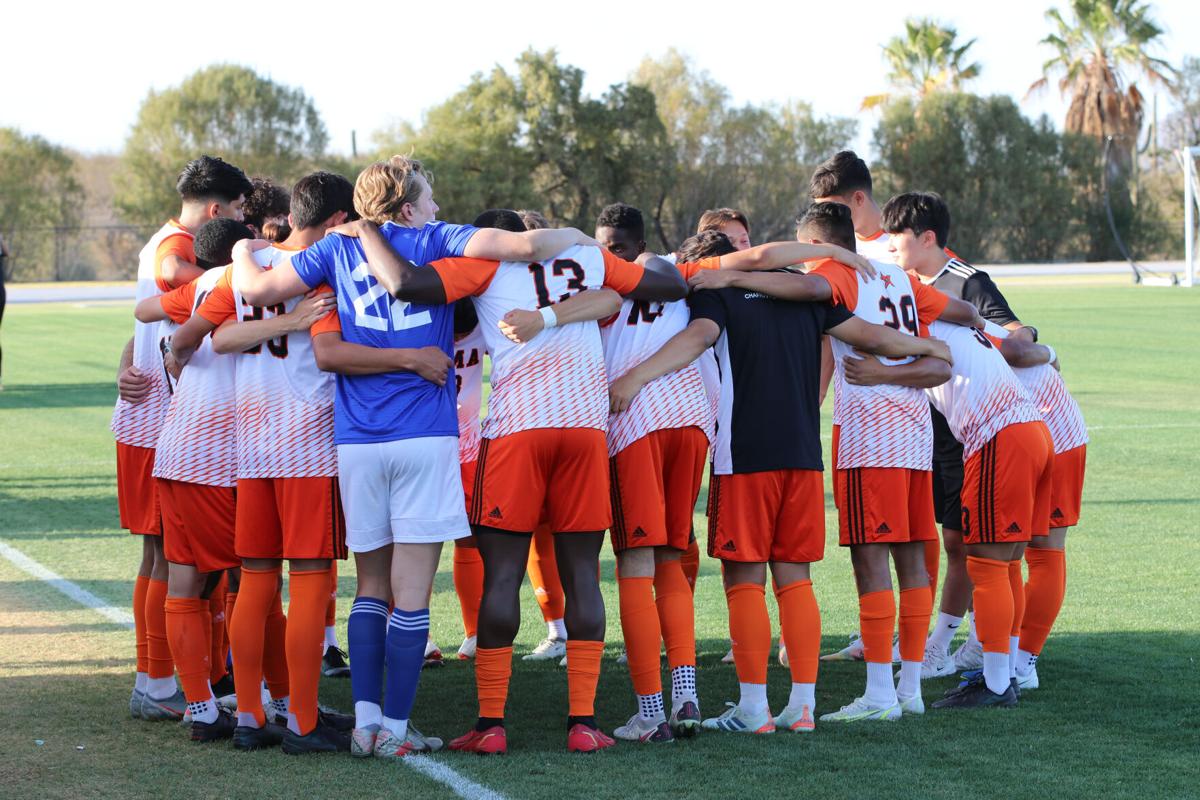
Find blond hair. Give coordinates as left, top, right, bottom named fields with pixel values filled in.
left=353, top=156, right=432, bottom=224
left=696, top=207, right=751, bottom=236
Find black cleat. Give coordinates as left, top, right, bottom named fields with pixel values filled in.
left=931, top=680, right=1018, bottom=709
left=318, top=706, right=355, bottom=733
left=191, top=709, right=237, bottom=743
left=282, top=720, right=351, bottom=755
left=233, top=720, right=288, bottom=751
left=322, top=646, right=350, bottom=678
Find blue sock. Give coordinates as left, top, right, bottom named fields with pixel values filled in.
left=348, top=597, right=389, bottom=727
left=383, top=608, right=430, bottom=737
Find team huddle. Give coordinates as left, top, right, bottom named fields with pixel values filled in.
left=111, top=149, right=1086, bottom=756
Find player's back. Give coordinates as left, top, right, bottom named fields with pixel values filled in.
left=453, top=324, right=487, bottom=464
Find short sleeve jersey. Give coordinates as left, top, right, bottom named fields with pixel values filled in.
left=600, top=256, right=721, bottom=456
left=111, top=220, right=194, bottom=448
left=812, top=258, right=950, bottom=471
left=288, top=220, right=477, bottom=444
left=924, top=320, right=1043, bottom=459
left=453, top=324, right=488, bottom=464
left=433, top=245, right=644, bottom=439
left=689, top=283, right=853, bottom=475
left=152, top=267, right=237, bottom=487
left=854, top=230, right=893, bottom=262
left=194, top=245, right=338, bottom=478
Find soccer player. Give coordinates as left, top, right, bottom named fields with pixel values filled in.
left=810, top=151, right=897, bottom=262
left=115, top=155, right=251, bottom=720
left=696, top=207, right=752, bottom=252
left=612, top=231, right=951, bottom=734
left=338, top=217, right=686, bottom=754
left=241, top=177, right=292, bottom=242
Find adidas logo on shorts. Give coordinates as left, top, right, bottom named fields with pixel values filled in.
left=876, top=522, right=892, bottom=534
left=1005, top=522, right=1022, bottom=534
left=1051, top=507, right=1065, bottom=520
left=488, top=507, right=503, bottom=520
left=721, top=540, right=737, bottom=552
left=632, top=527, right=648, bottom=539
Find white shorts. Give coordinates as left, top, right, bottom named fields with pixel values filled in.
left=337, top=436, right=471, bottom=552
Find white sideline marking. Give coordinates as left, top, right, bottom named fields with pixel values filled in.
left=1087, top=423, right=1200, bottom=431
left=0, top=540, right=134, bottom=628
left=0, top=539, right=505, bottom=800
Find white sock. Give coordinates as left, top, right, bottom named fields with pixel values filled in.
left=737, top=682, right=769, bottom=716
left=147, top=676, right=176, bottom=700
left=864, top=662, right=898, bottom=707
left=287, top=712, right=301, bottom=736
left=788, top=682, right=815, bottom=711
left=383, top=715, right=409, bottom=739
left=270, top=695, right=289, bottom=722
left=637, top=692, right=665, bottom=722
left=671, top=665, right=697, bottom=704
left=927, top=612, right=963, bottom=652
left=982, top=651, right=1009, bottom=694
left=355, top=701, right=382, bottom=730
left=897, top=661, right=921, bottom=699
left=188, top=698, right=218, bottom=724
left=1008, top=636, right=1020, bottom=678
left=134, top=672, right=149, bottom=693
left=324, top=625, right=339, bottom=650
left=260, top=681, right=271, bottom=707
left=549, top=618, right=567, bottom=640
left=967, top=611, right=978, bottom=644
left=237, top=711, right=261, bottom=728
left=1015, top=648, right=1038, bottom=676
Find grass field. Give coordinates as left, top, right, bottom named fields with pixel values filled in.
left=1, top=280, right=1199, bottom=800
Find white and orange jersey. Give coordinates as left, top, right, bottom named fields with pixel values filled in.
left=152, top=267, right=237, bottom=487
left=454, top=324, right=487, bottom=464
left=111, top=220, right=194, bottom=448
left=812, top=257, right=951, bottom=470
left=193, top=244, right=337, bottom=479
left=432, top=245, right=646, bottom=439
left=924, top=320, right=1043, bottom=459
left=983, top=322, right=1089, bottom=454
left=855, top=230, right=894, bottom=263
left=601, top=257, right=721, bottom=456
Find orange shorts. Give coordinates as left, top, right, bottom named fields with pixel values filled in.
left=961, top=421, right=1054, bottom=545
left=707, top=469, right=825, bottom=563
left=610, top=426, right=708, bottom=552
left=470, top=428, right=610, bottom=533
left=1049, top=445, right=1086, bottom=529
left=835, top=467, right=938, bottom=546
left=460, top=459, right=478, bottom=513
left=116, top=442, right=160, bottom=536
left=157, top=479, right=238, bottom=572
left=235, top=477, right=347, bottom=560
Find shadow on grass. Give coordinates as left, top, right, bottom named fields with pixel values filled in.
left=0, top=382, right=118, bottom=410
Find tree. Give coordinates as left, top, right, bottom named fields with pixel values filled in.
left=0, top=128, right=84, bottom=280
left=1164, top=56, right=1200, bottom=149
left=114, top=64, right=329, bottom=224
left=862, top=18, right=981, bottom=110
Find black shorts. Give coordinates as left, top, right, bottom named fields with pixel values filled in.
left=932, top=457, right=964, bottom=531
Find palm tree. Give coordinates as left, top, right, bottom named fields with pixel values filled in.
left=1028, top=0, right=1174, bottom=148
left=861, top=19, right=982, bottom=110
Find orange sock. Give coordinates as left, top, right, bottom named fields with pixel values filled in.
left=164, top=596, right=212, bottom=703
left=145, top=578, right=174, bottom=679
left=775, top=579, right=820, bottom=684
left=528, top=524, right=565, bottom=622
left=725, top=583, right=770, bottom=684
left=133, top=575, right=150, bottom=675
left=222, top=590, right=237, bottom=671
left=1008, top=560, right=1025, bottom=638
left=965, top=556, right=1013, bottom=653
left=654, top=559, right=695, bottom=669
left=618, top=576, right=662, bottom=696
left=453, top=546, right=485, bottom=639
left=263, top=590, right=289, bottom=700
left=566, top=640, right=604, bottom=717
left=858, top=589, right=896, bottom=664
left=898, top=586, right=933, bottom=663
left=1019, top=548, right=1066, bottom=656
left=680, top=538, right=700, bottom=592
left=325, top=562, right=338, bottom=629
left=208, top=575, right=228, bottom=684
left=285, top=569, right=330, bottom=735
left=476, top=646, right=513, bottom=719
left=924, top=539, right=940, bottom=607
left=229, top=566, right=279, bottom=726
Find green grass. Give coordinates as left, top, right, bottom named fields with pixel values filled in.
left=1, top=282, right=1199, bottom=799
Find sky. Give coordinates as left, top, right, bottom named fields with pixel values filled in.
left=1, top=0, right=1195, bottom=158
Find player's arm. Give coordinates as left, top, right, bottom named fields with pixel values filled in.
left=134, top=295, right=171, bottom=323
left=158, top=253, right=203, bottom=288
left=499, top=288, right=622, bottom=344
left=936, top=297, right=985, bottom=328
left=603, top=252, right=686, bottom=302
left=842, top=353, right=952, bottom=389
left=827, top=317, right=952, bottom=363
left=462, top=226, right=598, bottom=262
left=609, top=319, right=721, bottom=413
left=332, top=220, right=449, bottom=304
left=210, top=291, right=335, bottom=355
left=116, top=337, right=150, bottom=404
left=688, top=269, right=834, bottom=302
left=982, top=321, right=1055, bottom=369
left=311, top=331, right=452, bottom=385
left=231, top=240, right=312, bottom=306
left=818, top=336, right=834, bottom=405
left=963, top=272, right=1022, bottom=328
left=168, top=315, right=219, bottom=364
left=716, top=242, right=875, bottom=279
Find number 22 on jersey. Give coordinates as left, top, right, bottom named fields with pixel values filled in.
left=349, top=261, right=432, bottom=331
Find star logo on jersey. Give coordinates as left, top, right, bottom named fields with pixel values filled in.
left=488, top=507, right=503, bottom=520
left=1005, top=522, right=1022, bottom=534
left=875, top=522, right=892, bottom=534
left=880, top=274, right=894, bottom=288
left=632, top=527, right=648, bottom=539
left=1051, top=507, right=1065, bottom=520
left=721, top=540, right=737, bottom=553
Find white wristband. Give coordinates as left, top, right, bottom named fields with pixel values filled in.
left=1043, top=345, right=1057, bottom=364
left=539, top=305, right=558, bottom=329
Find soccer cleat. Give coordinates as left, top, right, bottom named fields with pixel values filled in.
left=317, top=706, right=355, bottom=733
left=931, top=680, right=1018, bottom=709
left=448, top=725, right=507, bottom=755
left=773, top=704, right=816, bottom=733
left=190, top=708, right=237, bottom=743
left=322, top=646, right=351, bottom=678
left=669, top=700, right=701, bottom=738
left=1015, top=666, right=1039, bottom=691
left=952, top=637, right=984, bottom=671
left=701, top=702, right=775, bottom=734
left=567, top=722, right=616, bottom=752
left=558, top=655, right=568, bottom=668
left=616, top=649, right=628, bottom=666
left=778, top=640, right=789, bottom=668
left=522, top=636, right=567, bottom=662
left=819, top=697, right=901, bottom=723
left=129, top=688, right=145, bottom=719
left=210, top=673, right=236, bottom=699
left=919, top=642, right=959, bottom=680
left=233, top=720, right=287, bottom=751
left=613, top=714, right=674, bottom=743
left=423, top=639, right=444, bottom=669
left=898, top=694, right=925, bottom=715
left=820, top=634, right=866, bottom=662
left=457, top=635, right=477, bottom=660
left=374, top=725, right=444, bottom=758
left=351, top=726, right=378, bottom=758
left=720, top=648, right=735, bottom=664
left=141, top=689, right=188, bottom=721
left=281, top=719, right=351, bottom=755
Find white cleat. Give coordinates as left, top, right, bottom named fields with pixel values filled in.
left=457, top=635, right=477, bottom=660
left=701, top=702, right=775, bottom=734
left=1015, top=665, right=1040, bottom=691
left=721, top=647, right=735, bottom=664
left=523, top=636, right=567, bottom=662
left=613, top=713, right=674, bottom=742
left=919, top=642, right=958, bottom=680
left=778, top=641, right=789, bottom=668
left=820, top=634, right=865, bottom=662
left=819, top=697, right=902, bottom=723
left=898, top=694, right=925, bottom=715
left=773, top=703, right=815, bottom=733
left=952, top=637, right=984, bottom=671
